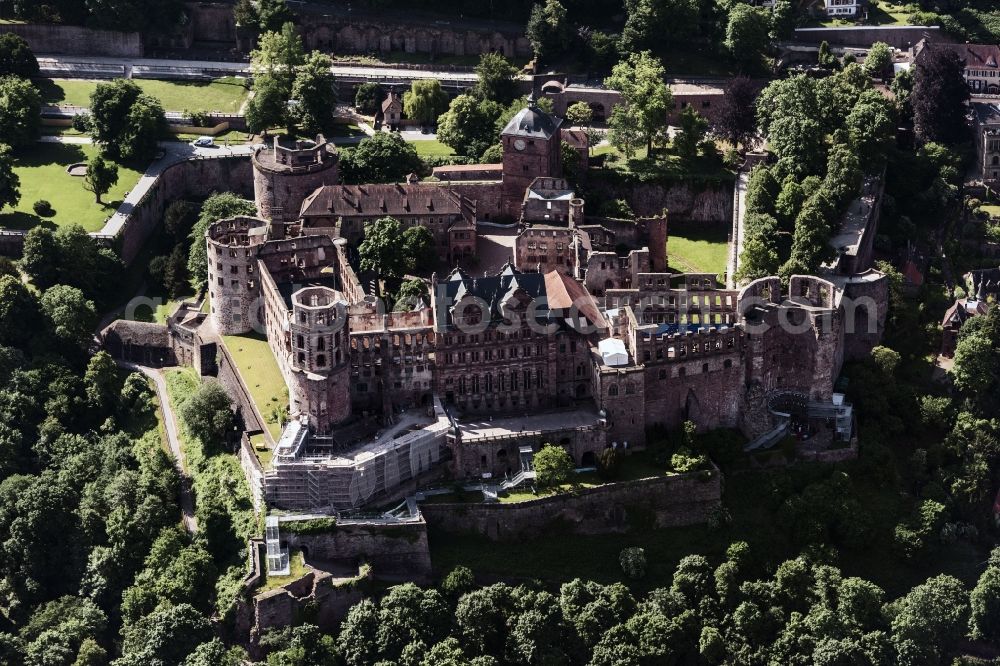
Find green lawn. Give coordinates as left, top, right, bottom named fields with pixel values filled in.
left=130, top=291, right=195, bottom=324
left=36, top=76, right=249, bottom=114
left=221, top=332, right=288, bottom=440
left=0, top=142, right=146, bottom=232
left=261, top=549, right=309, bottom=592
left=980, top=204, right=1000, bottom=219
left=410, top=139, right=455, bottom=157
left=667, top=223, right=730, bottom=277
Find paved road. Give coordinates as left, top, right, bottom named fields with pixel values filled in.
left=98, top=140, right=253, bottom=237
left=118, top=361, right=198, bottom=534
left=37, top=54, right=480, bottom=84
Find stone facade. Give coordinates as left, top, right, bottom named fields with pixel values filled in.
left=206, top=216, right=268, bottom=335
left=420, top=469, right=722, bottom=540
left=252, top=136, right=339, bottom=223
left=0, top=23, right=141, bottom=57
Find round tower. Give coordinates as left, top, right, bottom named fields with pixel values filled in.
left=206, top=216, right=268, bottom=335
left=252, top=135, right=339, bottom=225
left=289, top=286, right=352, bottom=432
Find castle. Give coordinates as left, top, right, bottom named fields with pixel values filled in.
left=106, top=98, right=888, bottom=513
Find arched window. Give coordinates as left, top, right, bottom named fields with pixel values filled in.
left=608, top=384, right=619, bottom=396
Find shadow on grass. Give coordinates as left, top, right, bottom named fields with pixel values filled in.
left=0, top=212, right=56, bottom=231
left=13, top=141, right=86, bottom=167
left=33, top=77, right=66, bottom=105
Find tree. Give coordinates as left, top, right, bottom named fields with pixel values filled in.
left=436, top=94, right=503, bottom=159
left=117, top=604, right=212, bottom=666
left=258, top=0, right=295, bottom=32
left=725, top=4, right=770, bottom=65
left=18, top=226, right=58, bottom=287
left=441, top=566, right=475, bottom=599
left=864, top=42, right=893, bottom=80
left=717, top=76, right=759, bottom=152
left=340, top=132, right=422, bottom=184
left=178, top=380, right=234, bottom=454
left=969, top=552, right=1000, bottom=641
left=565, top=101, right=593, bottom=127
left=619, top=547, right=646, bottom=579
left=0, top=144, right=20, bottom=211
left=735, top=212, right=780, bottom=283
left=403, top=79, right=450, bottom=126
left=913, top=47, right=970, bottom=145
left=526, top=0, right=572, bottom=64
left=673, top=106, right=708, bottom=162
left=187, top=192, right=256, bottom=288
left=472, top=53, right=519, bottom=105
left=245, top=74, right=289, bottom=135
left=533, top=444, right=574, bottom=488
left=40, top=285, right=96, bottom=349
left=358, top=217, right=408, bottom=281
left=232, top=0, right=259, bottom=29
left=891, top=68, right=915, bottom=124
left=0, top=274, right=39, bottom=348
left=83, top=155, right=118, bottom=205
left=605, top=51, right=671, bottom=155
left=0, top=76, right=40, bottom=148
left=89, top=80, right=165, bottom=161
left=845, top=90, right=894, bottom=165
left=183, top=639, right=246, bottom=666
left=394, top=279, right=429, bottom=312
left=619, top=0, right=700, bottom=55
left=952, top=332, right=996, bottom=395
left=291, top=51, right=337, bottom=135
left=0, top=33, right=38, bottom=78
left=84, top=351, right=118, bottom=411
left=355, top=82, right=383, bottom=115
left=401, top=226, right=436, bottom=273
left=249, top=23, right=305, bottom=133
left=887, top=574, right=969, bottom=665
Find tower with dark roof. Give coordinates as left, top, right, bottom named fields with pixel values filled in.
left=500, top=97, right=563, bottom=219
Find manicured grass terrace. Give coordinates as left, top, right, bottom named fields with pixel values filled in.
left=667, top=223, right=730, bottom=278
left=0, top=142, right=145, bottom=232
left=36, top=76, right=249, bottom=113
left=409, top=139, right=455, bottom=157
left=221, top=332, right=288, bottom=440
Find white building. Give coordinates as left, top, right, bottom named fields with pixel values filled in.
left=825, top=0, right=860, bottom=17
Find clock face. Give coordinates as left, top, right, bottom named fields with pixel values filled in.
left=514, top=139, right=526, bottom=151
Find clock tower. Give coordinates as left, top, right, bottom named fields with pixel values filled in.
left=500, top=96, right=563, bottom=219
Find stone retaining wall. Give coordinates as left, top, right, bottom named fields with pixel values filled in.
left=118, top=155, right=253, bottom=265
left=592, top=180, right=734, bottom=224
left=0, top=23, right=142, bottom=56
left=420, top=469, right=722, bottom=541
left=791, top=25, right=942, bottom=49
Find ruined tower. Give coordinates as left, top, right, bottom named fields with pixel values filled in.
left=252, top=135, right=339, bottom=227
left=205, top=216, right=268, bottom=335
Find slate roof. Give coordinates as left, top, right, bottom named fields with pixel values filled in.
left=435, top=263, right=605, bottom=331
left=501, top=104, right=563, bottom=140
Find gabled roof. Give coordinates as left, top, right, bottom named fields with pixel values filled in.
left=544, top=270, right=607, bottom=330
left=501, top=104, right=563, bottom=140
left=299, top=183, right=476, bottom=222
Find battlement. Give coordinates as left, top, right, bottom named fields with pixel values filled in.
left=206, top=215, right=268, bottom=246
left=254, top=135, right=338, bottom=174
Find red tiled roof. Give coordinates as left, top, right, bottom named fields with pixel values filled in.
left=544, top=270, right=607, bottom=330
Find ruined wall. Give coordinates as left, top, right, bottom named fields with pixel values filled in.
left=593, top=181, right=734, bottom=224
left=420, top=469, right=722, bottom=540
left=186, top=1, right=237, bottom=44
left=642, top=346, right=745, bottom=433
left=450, top=425, right=608, bottom=479
left=119, top=156, right=254, bottom=265
left=281, top=521, right=433, bottom=580
left=216, top=342, right=267, bottom=435
left=0, top=23, right=141, bottom=57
